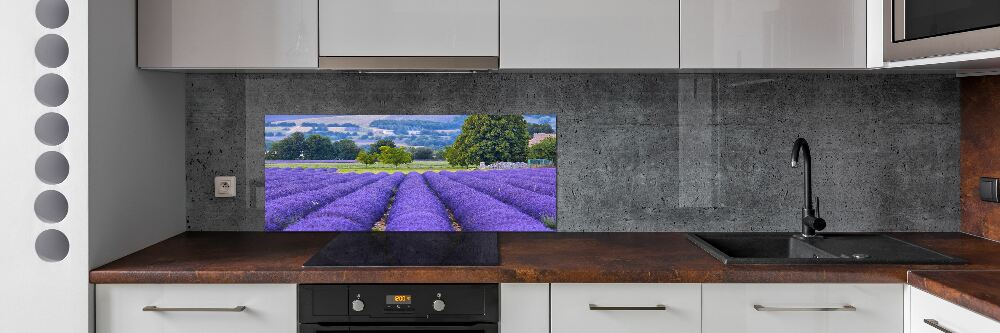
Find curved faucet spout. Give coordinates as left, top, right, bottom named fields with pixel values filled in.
left=791, top=138, right=824, bottom=237
left=791, top=138, right=812, bottom=213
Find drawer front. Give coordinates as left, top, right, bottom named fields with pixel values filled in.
left=96, top=284, right=296, bottom=333
left=319, top=0, right=500, bottom=57
left=551, top=283, right=701, bottom=333
left=703, top=283, right=903, bottom=333
left=910, top=287, right=1000, bottom=333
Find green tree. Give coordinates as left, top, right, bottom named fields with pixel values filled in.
left=447, top=115, right=530, bottom=166
left=356, top=151, right=377, bottom=165
left=433, top=149, right=447, bottom=161
left=443, top=145, right=469, bottom=167
left=332, top=139, right=361, bottom=160
left=267, top=132, right=306, bottom=160
left=527, top=137, right=557, bottom=164
left=378, top=146, right=413, bottom=166
left=407, top=147, right=435, bottom=160
left=303, top=134, right=335, bottom=160
left=527, top=123, right=554, bottom=134
left=368, top=138, right=396, bottom=154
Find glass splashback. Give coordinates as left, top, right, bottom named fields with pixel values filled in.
left=264, top=114, right=557, bottom=232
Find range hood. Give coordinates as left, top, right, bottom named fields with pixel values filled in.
left=318, top=56, right=499, bottom=72
left=318, top=0, right=500, bottom=72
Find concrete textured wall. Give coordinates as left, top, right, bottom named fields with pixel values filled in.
left=186, top=73, right=960, bottom=232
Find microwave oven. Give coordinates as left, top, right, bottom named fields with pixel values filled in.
left=885, top=0, right=1000, bottom=62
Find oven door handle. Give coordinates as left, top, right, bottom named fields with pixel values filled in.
left=350, top=324, right=497, bottom=332
left=301, top=323, right=497, bottom=332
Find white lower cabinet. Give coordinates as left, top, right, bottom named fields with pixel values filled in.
left=95, top=284, right=296, bottom=333
left=551, top=283, right=701, bottom=333
left=500, top=283, right=549, bottom=333
left=96, top=282, right=1000, bottom=333
left=910, top=287, right=1000, bottom=333
left=702, top=283, right=904, bottom=333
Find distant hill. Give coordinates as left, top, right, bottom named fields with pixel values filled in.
left=264, top=114, right=555, bottom=150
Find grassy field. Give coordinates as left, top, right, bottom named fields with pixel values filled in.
left=265, top=161, right=474, bottom=174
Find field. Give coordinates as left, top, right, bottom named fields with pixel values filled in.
left=264, top=167, right=557, bottom=232
left=265, top=161, right=473, bottom=174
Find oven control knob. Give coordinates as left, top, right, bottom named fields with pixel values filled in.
left=432, top=299, right=446, bottom=312
left=351, top=299, right=365, bottom=312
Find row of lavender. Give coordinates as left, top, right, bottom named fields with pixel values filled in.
left=263, top=167, right=557, bottom=232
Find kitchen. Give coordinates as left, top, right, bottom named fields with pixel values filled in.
left=3, top=0, right=1000, bottom=332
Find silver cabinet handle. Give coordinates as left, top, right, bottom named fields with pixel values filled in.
left=753, top=305, right=856, bottom=312
left=923, top=319, right=954, bottom=333
left=142, top=306, right=247, bottom=312
left=589, top=304, right=667, bottom=311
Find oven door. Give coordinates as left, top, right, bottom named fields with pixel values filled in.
left=300, top=323, right=498, bottom=333
left=885, top=0, right=1000, bottom=61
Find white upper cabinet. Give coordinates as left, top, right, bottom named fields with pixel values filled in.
left=138, top=0, right=318, bottom=69
left=500, top=0, right=680, bottom=69
left=319, top=0, right=499, bottom=57
left=681, top=0, right=877, bottom=69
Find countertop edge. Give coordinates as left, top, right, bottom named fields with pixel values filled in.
left=908, top=270, right=1000, bottom=323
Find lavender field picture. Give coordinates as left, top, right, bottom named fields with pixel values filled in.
left=264, top=115, right=557, bottom=232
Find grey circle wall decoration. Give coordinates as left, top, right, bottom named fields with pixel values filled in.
left=35, top=34, right=69, bottom=68
left=34, top=73, right=69, bottom=107
left=36, top=0, right=69, bottom=29
left=35, top=112, right=69, bottom=145
left=35, top=229, right=70, bottom=262
left=35, top=151, right=70, bottom=185
left=34, top=190, right=69, bottom=223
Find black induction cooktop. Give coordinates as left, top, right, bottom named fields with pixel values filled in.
left=303, top=232, right=500, bottom=267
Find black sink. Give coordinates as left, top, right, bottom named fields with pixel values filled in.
left=687, top=233, right=966, bottom=265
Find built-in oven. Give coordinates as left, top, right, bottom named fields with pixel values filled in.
left=885, top=0, right=1000, bottom=61
left=299, top=284, right=498, bottom=333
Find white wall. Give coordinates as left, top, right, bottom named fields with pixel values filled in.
left=0, top=0, right=90, bottom=332
left=1, top=0, right=185, bottom=331
left=88, top=0, right=187, bottom=270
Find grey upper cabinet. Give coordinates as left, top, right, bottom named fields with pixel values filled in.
left=501, top=0, right=680, bottom=69
left=138, top=0, right=318, bottom=69
left=680, top=0, right=879, bottom=69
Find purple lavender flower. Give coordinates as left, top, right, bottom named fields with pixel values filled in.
left=424, top=172, right=552, bottom=231
left=463, top=170, right=556, bottom=197
left=443, top=171, right=557, bottom=224
left=386, top=173, right=453, bottom=231
left=265, top=171, right=357, bottom=201
left=286, top=173, right=405, bottom=231
left=264, top=173, right=380, bottom=231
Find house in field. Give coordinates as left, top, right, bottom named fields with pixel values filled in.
left=530, top=133, right=556, bottom=145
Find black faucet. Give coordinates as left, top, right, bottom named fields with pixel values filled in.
left=791, top=138, right=826, bottom=237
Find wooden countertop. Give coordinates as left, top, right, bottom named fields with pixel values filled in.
left=90, top=232, right=1000, bottom=284
left=908, top=270, right=1000, bottom=322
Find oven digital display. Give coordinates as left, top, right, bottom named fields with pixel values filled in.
left=386, top=295, right=412, bottom=305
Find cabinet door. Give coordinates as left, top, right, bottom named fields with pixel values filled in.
left=702, top=283, right=903, bottom=333
left=319, top=0, right=499, bottom=57
left=681, top=0, right=868, bottom=68
left=500, top=284, right=548, bottom=333
left=501, top=0, right=680, bottom=69
left=138, top=0, right=318, bottom=69
left=96, top=284, right=297, bottom=333
left=910, top=287, right=1000, bottom=333
left=551, top=283, right=700, bottom=333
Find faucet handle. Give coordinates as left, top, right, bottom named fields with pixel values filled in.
left=815, top=196, right=820, bottom=218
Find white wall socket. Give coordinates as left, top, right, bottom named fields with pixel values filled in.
left=215, top=176, right=236, bottom=198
